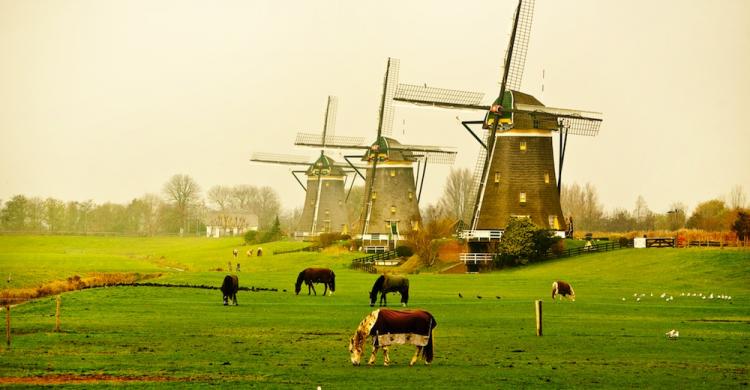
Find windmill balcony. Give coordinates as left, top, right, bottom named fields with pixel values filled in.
left=460, top=230, right=504, bottom=241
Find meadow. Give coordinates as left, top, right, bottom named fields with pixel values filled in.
left=0, top=235, right=748, bottom=388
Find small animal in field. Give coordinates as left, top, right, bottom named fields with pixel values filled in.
left=369, top=275, right=409, bottom=307
left=221, top=275, right=239, bottom=306
left=246, top=249, right=252, bottom=257
left=348, top=309, right=436, bottom=366
left=257, top=247, right=263, bottom=256
left=295, top=267, right=336, bottom=296
left=232, top=248, right=238, bottom=258
left=551, top=280, right=575, bottom=301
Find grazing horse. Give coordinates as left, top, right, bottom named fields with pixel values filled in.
left=369, top=275, right=409, bottom=307
left=552, top=280, right=575, bottom=301
left=221, top=275, right=239, bottom=306
left=348, top=309, right=436, bottom=366
left=295, top=267, right=336, bottom=296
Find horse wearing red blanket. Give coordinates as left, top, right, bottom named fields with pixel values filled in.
left=348, top=309, right=436, bottom=366
left=552, top=280, right=575, bottom=301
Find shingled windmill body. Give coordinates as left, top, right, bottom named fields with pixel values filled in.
left=392, top=0, right=602, bottom=258
left=296, top=59, right=457, bottom=252
left=250, top=96, right=364, bottom=238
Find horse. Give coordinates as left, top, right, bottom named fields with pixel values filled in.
left=369, top=275, right=409, bottom=307
left=348, top=308, right=436, bottom=366
left=552, top=280, right=575, bottom=301
left=295, top=267, right=336, bottom=296
left=221, top=275, right=239, bottom=305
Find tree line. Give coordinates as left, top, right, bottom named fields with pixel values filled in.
left=425, top=168, right=748, bottom=234
left=0, top=174, right=282, bottom=235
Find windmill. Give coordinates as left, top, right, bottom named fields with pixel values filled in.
left=296, top=58, right=457, bottom=252
left=392, top=0, right=602, bottom=258
left=250, top=96, right=365, bottom=239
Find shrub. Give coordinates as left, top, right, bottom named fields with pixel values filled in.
left=396, top=245, right=414, bottom=257
left=496, top=217, right=559, bottom=267
left=243, top=230, right=258, bottom=244
left=318, top=233, right=344, bottom=248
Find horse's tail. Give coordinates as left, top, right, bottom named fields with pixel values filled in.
left=551, top=281, right=558, bottom=299
left=401, top=279, right=409, bottom=305
left=329, top=270, right=336, bottom=292
left=422, top=313, right=437, bottom=363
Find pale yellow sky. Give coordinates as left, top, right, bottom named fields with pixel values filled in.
left=1, top=0, right=749, bottom=213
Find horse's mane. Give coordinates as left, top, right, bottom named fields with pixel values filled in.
left=370, top=275, right=385, bottom=294
left=295, top=270, right=305, bottom=290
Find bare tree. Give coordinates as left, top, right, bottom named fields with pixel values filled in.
left=437, top=168, right=473, bottom=223
left=231, top=185, right=258, bottom=211
left=207, top=185, right=233, bottom=211
left=561, top=182, right=604, bottom=231
left=163, top=174, right=201, bottom=233
left=729, top=185, right=747, bottom=210
left=256, top=186, right=281, bottom=229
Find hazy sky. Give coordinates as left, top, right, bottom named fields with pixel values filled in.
left=1, top=0, right=749, bottom=215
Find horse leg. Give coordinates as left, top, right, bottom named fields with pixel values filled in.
left=410, top=346, right=423, bottom=366
left=233, top=293, right=238, bottom=306
left=311, top=283, right=317, bottom=296
left=223, top=296, right=228, bottom=306
left=322, top=284, right=328, bottom=296
left=382, top=346, right=391, bottom=366
left=367, top=345, right=380, bottom=365
left=401, top=292, right=406, bottom=307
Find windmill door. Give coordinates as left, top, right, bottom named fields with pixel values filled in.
left=389, top=221, right=399, bottom=250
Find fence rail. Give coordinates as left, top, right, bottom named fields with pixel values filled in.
left=274, top=245, right=320, bottom=255
left=540, top=241, right=627, bottom=260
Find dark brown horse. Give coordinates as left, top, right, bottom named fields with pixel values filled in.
left=349, top=309, right=436, bottom=366
left=221, top=275, right=239, bottom=305
left=552, top=280, right=575, bottom=301
left=295, top=267, right=336, bottom=296
left=369, top=275, right=409, bottom=307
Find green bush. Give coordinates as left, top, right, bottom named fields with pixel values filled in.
left=396, top=245, right=414, bottom=257
left=495, top=217, right=559, bottom=267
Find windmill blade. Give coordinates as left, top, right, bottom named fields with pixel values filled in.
left=295, top=132, right=367, bottom=149
left=379, top=58, right=400, bottom=136
left=250, top=152, right=311, bottom=166
left=514, top=103, right=602, bottom=136
left=392, top=144, right=457, bottom=165
left=393, top=83, right=487, bottom=111
left=499, top=0, right=535, bottom=92
left=322, top=96, right=338, bottom=141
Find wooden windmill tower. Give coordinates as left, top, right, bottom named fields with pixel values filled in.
left=250, top=96, right=365, bottom=239
left=392, top=0, right=602, bottom=258
left=296, top=59, right=457, bottom=252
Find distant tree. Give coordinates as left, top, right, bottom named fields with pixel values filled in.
left=603, top=208, right=636, bottom=232
left=279, top=207, right=302, bottom=234
left=256, top=186, right=281, bottom=229
left=561, top=182, right=604, bottom=231
left=163, top=174, right=201, bottom=233
left=731, top=210, right=750, bottom=240
left=258, top=215, right=283, bottom=243
left=207, top=185, right=234, bottom=211
left=729, top=185, right=747, bottom=210
left=667, top=202, right=687, bottom=231
left=43, top=198, right=66, bottom=232
left=406, top=217, right=456, bottom=267
left=687, top=199, right=728, bottom=231
left=1, top=195, right=29, bottom=230
left=231, top=185, right=258, bottom=211
left=437, top=168, right=473, bottom=223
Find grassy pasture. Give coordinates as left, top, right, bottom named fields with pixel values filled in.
left=0, top=235, right=748, bottom=388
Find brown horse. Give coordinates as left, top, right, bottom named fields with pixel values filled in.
left=349, top=309, right=436, bottom=366
left=295, top=267, right=336, bottom=296
left=369, top=275, right=409, bottom=307
left=552, top=280, right=575, bottom=301
left=221, top=275, right=239, bottom=306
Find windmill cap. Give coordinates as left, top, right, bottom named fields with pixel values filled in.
left=363, top=137, right=415, bottom=163
left=306, top=154, right=345, bottom=176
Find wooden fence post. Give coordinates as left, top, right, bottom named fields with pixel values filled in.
left=535, top=300, right=543, bottom=336
left=55, top=295, right=61, bottom=332
left=5, top=305, right=9, bottom=348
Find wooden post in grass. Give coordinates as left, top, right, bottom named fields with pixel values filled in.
left=5, top=304, right=9, bottom=348
left=535, top=300, right=543, bottom=336
left=55, top=295, right=61, bottom=332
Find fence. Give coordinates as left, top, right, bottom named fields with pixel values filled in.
left=350, top=250, right=398, bottom=273
left=538, top=241, right=627, bottom=261
left=273, top=245, right=320, bottom=255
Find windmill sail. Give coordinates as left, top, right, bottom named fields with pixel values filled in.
left=393, top=84, right=486, bottom=110
left=500, top=0, right=535, bottom=91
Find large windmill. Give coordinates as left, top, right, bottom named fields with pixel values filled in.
left=392, top=0, right=602, bottom=258
left=250, top=96, right=365, bottom=239
left=296, top=59, right=457, bottom=252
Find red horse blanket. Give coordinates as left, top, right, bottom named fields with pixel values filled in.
left=370, top=309, right=436, bottom=347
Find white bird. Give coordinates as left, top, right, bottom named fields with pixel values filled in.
left=660, top=293, right=666, bottom=298
left=636, top=297, right=641, bottom=302
left=622, top=297, right=626, bottom=301
left=681, top=292, right=685, bottom=296
left=666, top=329, right=679, bottom=339
left=709, top=293, right=714, bottom=299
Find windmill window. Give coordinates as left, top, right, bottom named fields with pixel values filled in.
left=390, top=170, right=396, bottom=177
left=494, top=172, right=501, bottom=183
left=544, top=173, right=550, bottom=184
left=372, top=192, right=377, bottom=200
left=325, top=210, right=330, bottom=216
left=325, top=182, right=330, bottom=187
left=338, top=200, right=342, bottom=206
left=408, top=192, right=413, bottom=200
left=520, top=141, right=527, bottom=151
left=391, top=205, right=396, bottom=214
left=519, top=192, right=527, bottom=204
left=322, top=169, right=329, bottom=175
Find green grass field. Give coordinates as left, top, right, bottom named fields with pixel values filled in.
left=0, top=235, right=748, bottom=388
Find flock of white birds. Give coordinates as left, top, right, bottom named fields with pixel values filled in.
left=621, top=292, right=733, bottom=302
